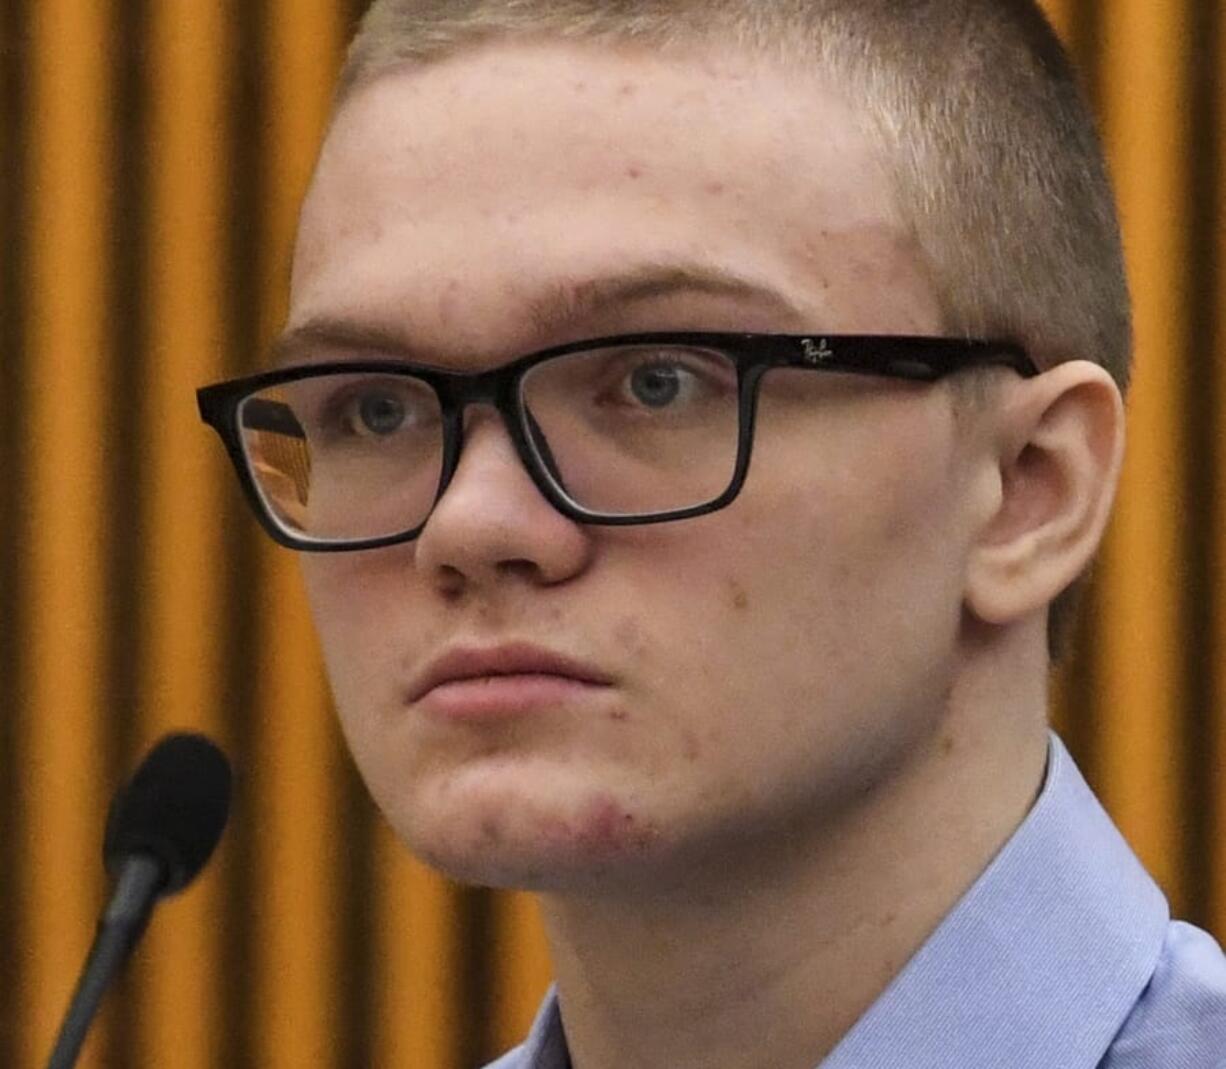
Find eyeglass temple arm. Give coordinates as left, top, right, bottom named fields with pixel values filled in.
left=773, top=338, right=1036, bottom=380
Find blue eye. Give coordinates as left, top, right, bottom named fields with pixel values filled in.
left=349, top=392, right=406, bottom=436
left=629, top=363, right=685, bottom=408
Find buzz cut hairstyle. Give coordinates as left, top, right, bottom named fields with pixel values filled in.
left=333, top=0, right=1132, bottom=656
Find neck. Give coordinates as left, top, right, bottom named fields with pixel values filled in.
left=537, top=627, right=1051, bottom=1069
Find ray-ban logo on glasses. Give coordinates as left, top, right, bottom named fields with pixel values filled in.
left=801, top=338, right=835, bottom=366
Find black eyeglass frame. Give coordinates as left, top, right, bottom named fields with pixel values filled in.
left=196, top=331, right=1038, bottom=553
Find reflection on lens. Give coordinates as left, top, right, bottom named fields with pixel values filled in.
left=521, top=345, right=739, bottom=515
left=238, top=372, right=445, bottom=542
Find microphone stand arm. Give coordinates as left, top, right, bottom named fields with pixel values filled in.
left=45, top=855, right=165, bottom=1069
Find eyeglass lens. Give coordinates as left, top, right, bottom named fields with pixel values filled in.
left=236, top=344, right=741, bottom=543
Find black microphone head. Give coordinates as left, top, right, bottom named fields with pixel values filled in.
left=104, top=733, right=232, bottom=895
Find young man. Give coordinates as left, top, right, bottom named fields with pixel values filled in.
left=198, top=1, right=1226, bottom=1065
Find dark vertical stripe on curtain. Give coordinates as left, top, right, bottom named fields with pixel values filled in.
left=219, top=1, right=268, bottom=1065
left=1068, top=0, right=1105, bottom=109
left=105, top=1, right=152, bottom=1064
left=339, top=762, right=378, bottom=1069
left=1183, top=0, right=1223, bottom=932
left=0, top=1, right=29, bottom=1065
left=457, top=887, right=497, bottom=1067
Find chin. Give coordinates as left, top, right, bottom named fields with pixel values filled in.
left=392, top=786, right=668, bottom=892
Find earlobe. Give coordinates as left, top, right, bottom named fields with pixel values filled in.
left=964, top=361, right=1125, bottom=627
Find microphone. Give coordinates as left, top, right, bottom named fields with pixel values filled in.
left=45, top=733, right=232, bottom=1069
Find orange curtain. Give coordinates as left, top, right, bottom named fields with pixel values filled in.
left=0, top=2, right=1220, bottom=1065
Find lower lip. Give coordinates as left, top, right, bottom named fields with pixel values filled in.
left=416, top=674, right=609, bottom=720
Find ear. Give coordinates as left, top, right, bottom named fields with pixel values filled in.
left=964, top=360, right=1125, bottom=626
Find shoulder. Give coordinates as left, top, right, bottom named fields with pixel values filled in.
left=1102, top=920, right=1226, bottom=1067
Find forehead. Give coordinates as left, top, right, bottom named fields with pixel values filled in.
left=290, top=39, right=940, bottom=363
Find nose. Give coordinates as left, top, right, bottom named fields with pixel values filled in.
left=412, top=408, right=594, bottom=593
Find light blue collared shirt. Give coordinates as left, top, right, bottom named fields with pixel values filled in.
left=484, top=733, right=1226, bottom=1068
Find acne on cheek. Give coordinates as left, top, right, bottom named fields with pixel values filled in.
left=436, top=276, right=464, bottom=326
left=728, top=578, right=751, bottom=612
left=682, top=729, right=702, bottom=763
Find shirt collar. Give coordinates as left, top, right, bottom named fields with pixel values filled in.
left=512, top=986, right=569, bottom=1069
left=511, top=732, right=1169, bottom=1069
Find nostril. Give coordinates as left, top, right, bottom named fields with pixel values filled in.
left=434, top=563, right=467, bottom=599
left=497, top=558, right=546, bottom=583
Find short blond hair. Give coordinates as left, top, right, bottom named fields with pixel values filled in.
left=335, top=0, right=1131, bottom=656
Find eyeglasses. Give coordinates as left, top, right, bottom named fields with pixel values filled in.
left=196, top=331, right=1037, bottom=552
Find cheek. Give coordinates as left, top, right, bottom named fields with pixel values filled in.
left=300, top=558, right=369, bottom=673
left=679, top=420, right=969, bottom=735
left=761, top=458, right=967, bottom=656
left=298, top=551, right=423, bottom=715
left=757, top=391, right=968, bottom=578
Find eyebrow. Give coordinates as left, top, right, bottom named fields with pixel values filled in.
left=271, top=319, right=425, bottom=368
left=527, top=262, right=808, bottom=334
left=270, top=262, right=808, bottom=368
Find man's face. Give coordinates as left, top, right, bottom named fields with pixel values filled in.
left=292, top=40, right=987, bottom=893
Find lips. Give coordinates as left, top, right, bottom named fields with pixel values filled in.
left=407, top=642, right=614, bottom=705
